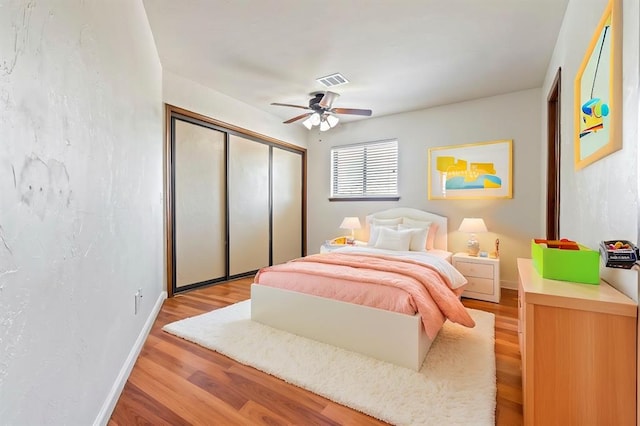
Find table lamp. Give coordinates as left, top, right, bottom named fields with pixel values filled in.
left=458, top=218, right=488, bottom=256
left=340, top=216, right=361, bottom=244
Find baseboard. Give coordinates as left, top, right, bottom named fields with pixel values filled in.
left=500, top=280, right=518, bottom=290
left=93, top=290, right=167, bottom=426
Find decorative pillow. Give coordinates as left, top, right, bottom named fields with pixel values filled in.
left=401, top=218, right=433, bottom=247
left=426, top=223, right=439, bottom=250
left=367, top=224, right=397, bottom=246
left=401, top=218, right=440, bottom=250
left=401, top=217, right=431, bottom=229
left=374, top=227, right=413, bottom=251
left=397, top=224, right=428, bottom=252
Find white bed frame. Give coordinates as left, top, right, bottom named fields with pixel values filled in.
left=250, top=208, right=449, bottom=371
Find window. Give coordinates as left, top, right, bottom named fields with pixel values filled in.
left=330, top=139, right=398, bottom=200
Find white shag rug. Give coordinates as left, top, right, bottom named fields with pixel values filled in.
left=163, top=300, right=496, bottom=426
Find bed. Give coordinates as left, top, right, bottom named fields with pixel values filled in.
left=250, top=208, right=473, bottom=371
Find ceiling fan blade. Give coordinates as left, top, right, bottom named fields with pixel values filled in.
left=271, top=102, right=311, bottom=110
left=283, top=112, right=312, bottom=124
left=319, top=91, right=339, bottom=108
left=331, top=107, right=373, bottom=116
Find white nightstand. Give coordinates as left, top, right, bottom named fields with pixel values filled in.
left=320, top=240, right=366, bottom=253
left=452, top=252, right=500, bottom=303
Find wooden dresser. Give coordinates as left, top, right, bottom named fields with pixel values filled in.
left=517, top=258, right=637, bottom=425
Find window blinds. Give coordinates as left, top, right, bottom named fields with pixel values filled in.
left=331, top=139, right=398, bottom=198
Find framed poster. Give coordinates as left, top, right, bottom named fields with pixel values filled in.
left=428, top=139, right=512, bottom=200
left=574, top=0, right=622, bottom=170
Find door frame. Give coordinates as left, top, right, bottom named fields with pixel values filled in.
left=546, top=68, right=561, bottom=240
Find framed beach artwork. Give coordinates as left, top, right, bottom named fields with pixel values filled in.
left=428, top=139, right=513, bottom=200
left=574, top=0, right=622, bottom=170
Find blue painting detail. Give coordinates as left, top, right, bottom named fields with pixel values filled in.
left=445, top=175, right=502, bottom=190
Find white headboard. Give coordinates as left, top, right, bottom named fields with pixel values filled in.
left=364, top=207, right=448, bottom=251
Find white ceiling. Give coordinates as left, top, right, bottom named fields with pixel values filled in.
left=142, top=0, right=569, bottom=125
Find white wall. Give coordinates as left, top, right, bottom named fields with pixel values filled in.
left=307, top=89, right=543, bottom=287
left=541, top=0, right=639, bottom=299
left=164, top=70, right=308, bottom=149
left=0, top=1, right=164, bottom=424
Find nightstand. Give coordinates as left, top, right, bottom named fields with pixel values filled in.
left=452, top=252, right=500, bottom=303
left=320, top=240, right=365, bottom=253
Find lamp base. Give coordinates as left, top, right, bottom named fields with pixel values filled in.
left=467, top=237, right=480, bottom=256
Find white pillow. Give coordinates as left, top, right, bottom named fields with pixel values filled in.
left=397, top=224, right=428, bottom=252
left=402, top=218, right=438, bottom=250
left=374, top=227, right=413, bottom=251
left=402, top=217, right=431, bottom=229
left=367, top=224, right=397, bottom=246
left=371, top=217, right=403, bottom=226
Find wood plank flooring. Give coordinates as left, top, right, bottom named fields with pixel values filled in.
left=109, top=279, right=522, bottom=425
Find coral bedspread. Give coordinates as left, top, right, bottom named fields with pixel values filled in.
left=255, top=252, right=475, bottom=339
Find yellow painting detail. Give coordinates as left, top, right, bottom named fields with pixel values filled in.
left=436, top=156, right=502, bottom=190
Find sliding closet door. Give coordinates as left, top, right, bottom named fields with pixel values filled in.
left=228, top=134, right=270, bottom=276
left=174, top=120, right=226, bottom=289
left=166, top=105, right=307, bottom=295
left=272, top=147, right=303, bottom=265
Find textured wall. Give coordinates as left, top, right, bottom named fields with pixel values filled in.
left=306, top=89, right=543, bottom=288
left=0, top=1, right=163, bottom=424
left=541, top=0, right=639, bottom=298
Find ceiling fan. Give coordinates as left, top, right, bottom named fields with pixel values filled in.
left=271, top=91, right=373, bottom=131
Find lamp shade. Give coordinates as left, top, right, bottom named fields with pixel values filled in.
left=310, top=112, right=321, bottom=126
left=458, top=218, right=488, bottom=233
left=302, top=116, right=313, bottom=130
left=326, top=114, right=339, bottom=128
left=340, top=216, right=362, bottom=230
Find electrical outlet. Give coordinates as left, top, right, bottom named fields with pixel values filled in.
left=134, top=289, right=143, bottom=315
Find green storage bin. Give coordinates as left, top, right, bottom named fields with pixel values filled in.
left=531, top=240, right=600, bottom=284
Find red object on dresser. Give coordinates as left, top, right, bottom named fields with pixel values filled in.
left=533, top=238, right=580, bottom=250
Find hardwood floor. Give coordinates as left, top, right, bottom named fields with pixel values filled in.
left=109, top=279, right=523, bottom=425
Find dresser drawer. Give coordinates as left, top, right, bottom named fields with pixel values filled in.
left=455, top=261, right=494, bottom=279
left=464, top=276, right=495, bottom=295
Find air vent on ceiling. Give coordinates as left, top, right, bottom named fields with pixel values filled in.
left=316, top=73, right=349, bottom=88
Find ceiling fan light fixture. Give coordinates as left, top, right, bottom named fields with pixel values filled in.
left=302, top=116, right=313, bottom=130
left=326, top=114, right=339, bottom=128
left=310, top=112, right=321, bottom=126
left=319, top=119, right=331, bottom=132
